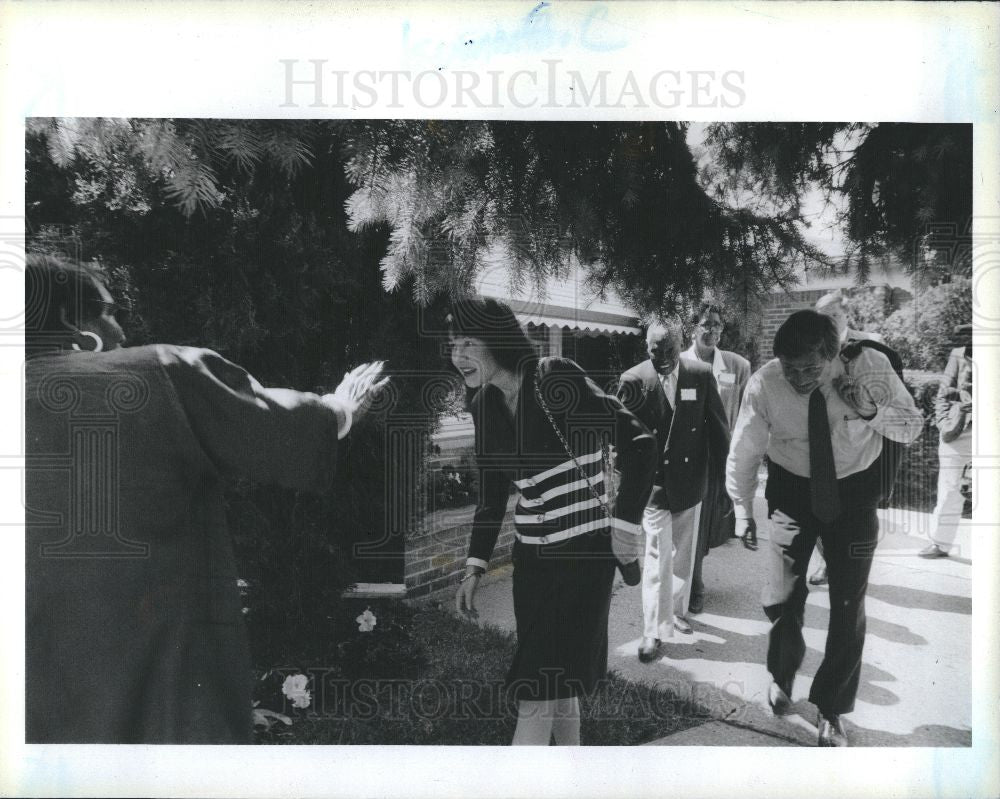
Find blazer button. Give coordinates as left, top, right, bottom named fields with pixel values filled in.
left=684, top=457, right=689, bottom=463
left=691, top=427, right=696, bottom=432
left=664, top=459, right=669, bottom=465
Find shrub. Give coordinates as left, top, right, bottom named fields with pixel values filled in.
left=881, top=278, right=971, bottom=371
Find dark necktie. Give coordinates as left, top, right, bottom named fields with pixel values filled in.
left=809, top=388, right=841, bottom=523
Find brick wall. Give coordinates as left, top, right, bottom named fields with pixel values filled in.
left=404, top=497, right=517, bottom=598
left=759, top=285, right=894, bottom=361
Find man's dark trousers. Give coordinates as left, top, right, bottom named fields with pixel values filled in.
left=762, top=460, right=881, bottom=717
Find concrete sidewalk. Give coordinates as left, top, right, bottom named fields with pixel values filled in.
left=437, top=501, right=972, bottom=747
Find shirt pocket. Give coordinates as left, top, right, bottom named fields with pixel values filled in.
left=842, top=418, right=871, bottom=446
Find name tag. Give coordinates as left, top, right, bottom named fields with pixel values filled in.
left=718, top=372, right=736, bottom=386
left=681, top=388, right=697, bottom=401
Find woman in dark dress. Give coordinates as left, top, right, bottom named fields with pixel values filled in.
left=450, top=298, right=657, bottom=745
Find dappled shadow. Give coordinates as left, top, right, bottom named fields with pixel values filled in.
left=866, top=582, right=972, bottom=615
left=865, top=617, right=928, bottom=646
left=848, top=722, right=971, bottom=747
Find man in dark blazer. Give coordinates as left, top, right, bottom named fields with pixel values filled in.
left=618, top=320, right=730, bottom=661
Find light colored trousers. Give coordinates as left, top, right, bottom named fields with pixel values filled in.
left=929, top=430, right=972, bottom=551
left=641, top=503, right=702, bottom=640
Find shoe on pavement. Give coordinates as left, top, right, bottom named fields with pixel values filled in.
left=673, top=616, right=693, bottom=635
left=638, top=637, right=662, bottom=663
left=742, top=525, right=758, bottom=551
left=818, top=713, right=848, bottom=747
left=808, top=565, right=828, bottom=586
left=688, top=594, right=704, bottom=615
left=918, top=544, right=950, bottom=559
left=767, top=682, right=791, bottom=716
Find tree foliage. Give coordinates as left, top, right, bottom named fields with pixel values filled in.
left=705, top=122, right=972, bottom=282
left=880, top=277, right=972, bottom=371
left=343, top=121, right=828, bottom=317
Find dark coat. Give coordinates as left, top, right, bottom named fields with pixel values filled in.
left=618, top=358, right=730, bottom=512
left=25, top=345, right=342, bottom=743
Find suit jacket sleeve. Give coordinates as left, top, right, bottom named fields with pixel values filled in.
left=161, top=346, right=340, bottom=493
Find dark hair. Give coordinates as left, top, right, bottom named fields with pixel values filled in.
left=773, top=310, right=840, bottom=360
left=445, top=297, right=539, bottom=375
left=689, top=302, right=725, bottom=327
left=25, top=253, right=107, bottom=337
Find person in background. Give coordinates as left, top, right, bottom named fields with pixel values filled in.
left=920, top=324, right=973, bottom=558
left=25, top=254, right=388, bottom=743
left=680, top=302, right=752, bottom=614
left=618, top=319, right=729, bottom=661
left=451, top=297, right=656, bottom=745
left=727, top=310, right=922, bottom=746
left=809, top=289, right=885, bottom=586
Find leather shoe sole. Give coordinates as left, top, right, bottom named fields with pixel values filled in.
left=638, top=637, right=662, bottom=663
left=673, top=616, right=693, bottom=635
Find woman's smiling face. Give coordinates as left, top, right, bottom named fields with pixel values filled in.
left=450, top=334, right=501, bottom=388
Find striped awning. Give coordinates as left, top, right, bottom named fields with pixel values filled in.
left=508, top=300, right=641, bottom=336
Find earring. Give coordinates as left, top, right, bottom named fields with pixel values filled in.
left=71, top=331, right=104, bottom=353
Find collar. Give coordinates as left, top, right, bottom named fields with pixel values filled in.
left=682, top=344, right=726, bottom=379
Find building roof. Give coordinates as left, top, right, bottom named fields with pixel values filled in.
left=474, top=251, right=641, bottom=336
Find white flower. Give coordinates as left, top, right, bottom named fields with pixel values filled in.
left=281, top=673, right=311, bottom=709
left=356, top=608, right=377, bottom=633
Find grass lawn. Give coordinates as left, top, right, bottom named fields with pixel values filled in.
left=253, top=602, right=709, bottom=745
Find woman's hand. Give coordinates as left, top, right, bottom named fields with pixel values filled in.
left=455, top=568, right=483, bottom=619
left=610, top=519, right=643, bottom=567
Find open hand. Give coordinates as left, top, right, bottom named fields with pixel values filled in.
left=455, top=572, right=481, bottom=620
left=333, top=361, right=390, bottom=425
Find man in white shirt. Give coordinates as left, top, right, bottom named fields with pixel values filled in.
left=809, top=290, right=885, bottom=586
left=726, top=310, right=922, bottom=746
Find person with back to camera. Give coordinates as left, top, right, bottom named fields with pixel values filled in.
left=726, top=310, right=922, bottom=746
left=24, top=253, right=388, bottom=743
left=450, top=297, right=657, bottom=745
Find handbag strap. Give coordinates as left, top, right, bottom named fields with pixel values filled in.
left=533, top=371, right=613, bottom=521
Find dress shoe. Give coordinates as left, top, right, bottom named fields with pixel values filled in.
left=673, top=616, right=693, bottom=635
left=688, top=594, right=704, bottom=615
left=638, top=637, right=662, bottom=663
left=767, top=682, right=791, bottom=716
left=918, top=543, right=950, bottom=559
left=808, top=565, right=828, bottom=586
left=742, top=526, right=758, bottom=551
left=817, top=714, right=848, bottom=747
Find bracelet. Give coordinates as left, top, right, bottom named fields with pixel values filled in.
left=460, top=569, right=484, bottom=584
